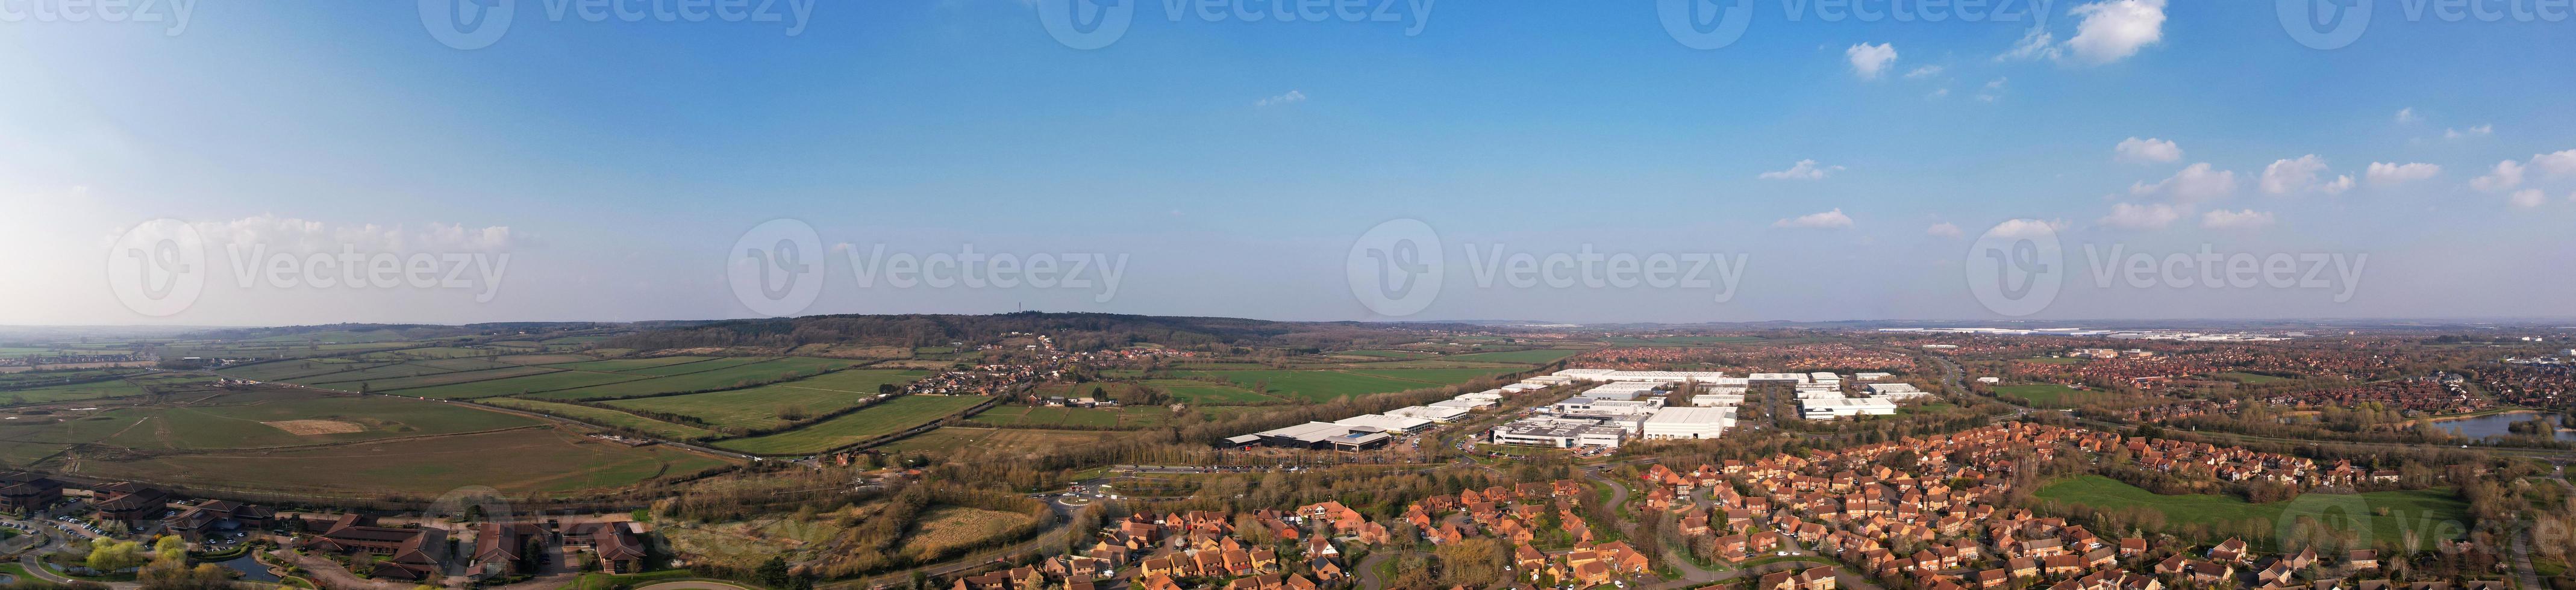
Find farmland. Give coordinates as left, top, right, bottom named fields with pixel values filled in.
left=1176, top=367, right=1514, bottom=402
left=390, top=370, right=648, bottom=399
left=2036, top=476, right=2469, bottom=545
left=66, top=427, right=734, bottom=497
left=523, top=358, right=863, bottom=401
left=0, top=388, right=737, bottom=497
left=1142, top=379, right=1278, bottom=405
left=479, top=397, right=723, bottom=441
left=1441, top=349, right=1585, bottom=364
left=1995, top=384, right=2108, bottom=408
left=714, top=396, right=990, bottom=455
left=875, top=427, right=1128, bottom=455
left=966, top=405, right=1171, bottom=429
left=604, top=385, right=884, bottom=431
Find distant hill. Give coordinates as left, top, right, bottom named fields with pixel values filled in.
left=604, top=312, right=1478, bottom=354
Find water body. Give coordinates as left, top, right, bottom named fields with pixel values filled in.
left=213, top=553, right=280, bottom=583
left=2426, top=411, right=2576, bottom=442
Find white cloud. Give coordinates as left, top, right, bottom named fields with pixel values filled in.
left=2002, top=0, right=2167, bottom=64
left=1758, top=160, right=1843, bottom=181
left=2395, top=108, right=2421, bottom=123
left=2444, top=125, right=2493, bottom=140
left=1775, top=208, right=1855, bottom=229
left=2510, top=188, right=2548, bottom=208
left=2533, top=149, right=2576, bottom=177
left=2130, top=163, right=2238, bottom=202
left=2260, top=155, right=2352, bottom=195
left=2099, top=202, right=2184, bottom=230
left=1847, top=43, right=1899, bottom=79
left=1254, top=90, right=1307, bottom=107
left=2065, top=0, right=2168, bottom=64
left=187, top=215, right=517, bottom=252
left=2465, top=149, right=2574, bottom=191
left=1926, top=222, right=1963, bottom=238
left=2366, top=162, right=2442, bottom=185
left=2114, top=137, right=2182, bottom=163
left=2471, top=160, right=2525, bottom=192
left=1989, top=219, right=2069, bottom=238
left=2000, top=30, right=2061, bottom=61
left=1904, top=66, right=1943, bottom=79
left=1976, top=78, right=2007, bottom=102
left=2200, top=209, right=2276, bottom=230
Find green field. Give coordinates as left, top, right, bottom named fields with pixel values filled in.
left=480, top=398, right=721, bottom=441
left=2036, top=476, right=2469, bottom=545
left=1442, top=349, right=1584, bottom=364
left=0, top=389, right=737, bottom=496
left=0, top=379, right=150, bottom=405
left=1143, top=379, right=1279, bottom=405
left=967, top=405, right=1171, bottom=429
left=1177, top=370, right=1450, bottom=402
left=876, top=426, right=1128, bottom=455
left=216, top=359, right=393, bottom=382
left=616, top=357, right=774, bottom=377
left=714, top=396, right=990, bottom=455
left=527, top=358, right=861, bottom=401
left=602, top=384, right=883, bottom=431
left=383, top=370, right=649, bottom=400
left=1995, top=384, right=2106, bottom=408
left=1346, top=368, right=1518, bottom=387
left=2218, top=372, right=2290, bottom=384
left=66, top=426, right=733, bottom=497
left=322, top=365, right=565, bottom=392
left=546, top=356, right=724, bottom=373
left=763, top=369, right=927, bottom=394
left=1342, top=350, right=1437, bottom=359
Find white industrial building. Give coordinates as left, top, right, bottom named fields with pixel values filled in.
left=1640, top=406, right=1734, bottom=440
left=1746, top=373, right=1812, bottom=384
left=1551, top=369, right=1731, bottom=383
left=1795, top=388, right=1851, bottom=400
left=1865, top=383, right=1933, bottom=400
left=1334, top=414, right=1436, bottom=433
left=1809, top=372, right=1842, bottom=386
left=1854, top=372, right=1893, bottom=381
left=1578, top=382, right=1665, bottom=401
left=1551, top=397, right=1663, bottom=418
left=1799, top=397, right=1898, bottom=420
left=1431, top=399, right=1494, bottom=409
left=1690, top=393, right=1748, bottom=407
left=1490, top=417, right=1629, bottom=449
left=1386, top=405, right=1472, bottom=423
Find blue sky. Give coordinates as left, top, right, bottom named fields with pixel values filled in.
left=4, top=0, right=2572, bottom=326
